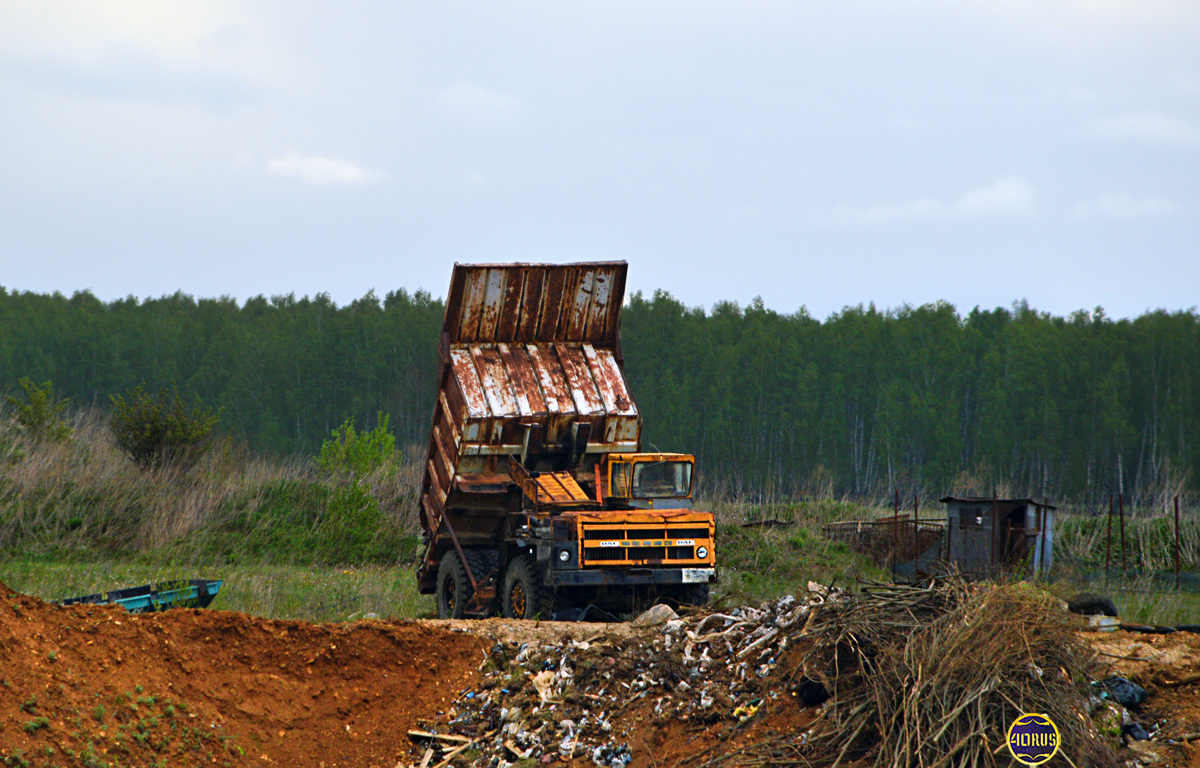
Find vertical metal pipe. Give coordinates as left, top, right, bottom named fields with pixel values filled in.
left=1176, top=495, right=1182, bottom=591
left=892, top=490, right=899, bottom=579
left=1040, top=498, right=1049, bottom=577
left=914, top=494, right=919, bottom=562
left=991, top=492, right=999, bottom=574
left=1106, top=494, right=1113, bottom=587
left=1118, top=494, right=1127, bottom=574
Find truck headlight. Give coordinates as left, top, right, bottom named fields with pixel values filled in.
left=558, top=549, right=572, bottom=563
left=697, top=546, right=708, bottom=559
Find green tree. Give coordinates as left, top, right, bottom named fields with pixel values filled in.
left=6, top=378, right=71, bottom=442
left=318, top=414, right=395, bottom=479
left=109, top=386, right=219, bottom=470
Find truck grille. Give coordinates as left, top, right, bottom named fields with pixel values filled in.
left=579, top=521, right=712, bottom=566
left=585, top=545, right=696, bottom=561
left=583, top=527, right=709, bottom=540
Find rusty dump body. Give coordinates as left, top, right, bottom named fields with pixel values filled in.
left=416, top=262, right=717, bottom=618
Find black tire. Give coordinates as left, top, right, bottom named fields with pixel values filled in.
left=502, top=555, right=554, bottom=620
left=437, top=552, right=470, bottom=619
left=1067, top=593, right=1118, bottom=617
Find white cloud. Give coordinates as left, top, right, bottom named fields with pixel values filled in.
left=1090, top=113, right=1200, bottom=145
left=267, top=152, right=384, bottom=185
left=1073, top=193, right=1178, bottom=219
left=829, top=178, right=1036, bottom=225
left=0, top=1, right=290, bottom=100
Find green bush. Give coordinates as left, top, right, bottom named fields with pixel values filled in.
left=109, top=386, right=219, bottom=471
left=318, top=414, right=395, bottom=479
left=7, top=378, right=71, bottom=442
left=319, top=484, right=385, bottom=563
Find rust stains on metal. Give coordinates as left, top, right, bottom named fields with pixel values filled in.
left=448, top=342, right=632, bottom=423
left=443, top=262, right=627, bottom=345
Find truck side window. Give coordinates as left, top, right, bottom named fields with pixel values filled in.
left=611, top=463, right=631, bottom=497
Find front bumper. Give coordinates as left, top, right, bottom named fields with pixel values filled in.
left=548, top=566, right=716, bottom=588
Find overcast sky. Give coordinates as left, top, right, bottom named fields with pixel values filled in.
left=1, top=1, right=1197, bottom=319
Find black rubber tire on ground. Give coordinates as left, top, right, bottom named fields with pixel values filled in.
left=1067, top=592, right=1118, bottom=617
left=436, top=552, right=470, bottom=619
left=501, top=555, right=554, bottom=620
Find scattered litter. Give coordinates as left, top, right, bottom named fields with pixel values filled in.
left=1096, top=676, right=1148, bottom=708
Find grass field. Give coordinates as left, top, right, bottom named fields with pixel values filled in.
left=0, top=560, right=433, bottom=622
left=2, top=411, right=1196, bottom=625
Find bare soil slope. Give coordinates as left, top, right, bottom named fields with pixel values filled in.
left=0, top=582, right=487, bottom=767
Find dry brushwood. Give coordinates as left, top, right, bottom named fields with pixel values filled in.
left=761, top=581, right=1119, bottom=768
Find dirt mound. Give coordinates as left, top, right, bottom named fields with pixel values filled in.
left=0, top=588, right=488, bottom=767
left=1, top=581, right=1197, bottom=768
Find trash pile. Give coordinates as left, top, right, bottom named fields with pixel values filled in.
left=404, top=583, right=844, bottom=768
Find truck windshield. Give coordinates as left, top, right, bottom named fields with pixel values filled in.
left=632, top=461, right=692, bottom=498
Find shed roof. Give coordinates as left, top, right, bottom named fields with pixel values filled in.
left=939, top=497, right=1058, bottom=511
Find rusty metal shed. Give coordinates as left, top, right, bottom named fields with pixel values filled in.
left=940, top=497, right=1056, bottom=577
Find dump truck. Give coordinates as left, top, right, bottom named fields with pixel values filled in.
left=416, top=261, right=718, bottom=619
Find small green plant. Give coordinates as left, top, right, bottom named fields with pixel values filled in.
left=318, top=413, right=395, bottom=479
left=109, top=385, right=219, bottom=471
left=92, top=704, right=105, bottom=722
left=134, top=685, right=143, bottom=694
left=22, top=717, right=49, bottom=734
left=2, top=751, right=29, bottom=768
left=47, top=650, right=57, bottom=662
left=6, top=378, right=71, bottom=442
left=19, top=696, right=37, bottom=713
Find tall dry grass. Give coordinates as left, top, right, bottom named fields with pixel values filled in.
left=0, top=406, right=426, bottom=559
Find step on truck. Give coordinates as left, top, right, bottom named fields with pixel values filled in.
left=416, top=261, right=718, bottom=619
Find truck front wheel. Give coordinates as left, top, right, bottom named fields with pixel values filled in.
left=437, top=552, right=470, bottom=619
left=502, top=555, right=553, bottom=620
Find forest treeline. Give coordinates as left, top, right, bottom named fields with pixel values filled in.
left=1, top=286, right=1196, bottom=507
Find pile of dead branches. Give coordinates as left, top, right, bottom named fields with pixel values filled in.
left=775, top=581, right=1118, bottom=768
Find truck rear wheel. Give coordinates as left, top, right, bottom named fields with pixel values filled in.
left=502, top=555, right=553, bottom=620
left=436, top=552, right=470, bottom=619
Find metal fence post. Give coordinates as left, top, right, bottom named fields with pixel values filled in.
left=1118, top=494, right=1127, bottom=574
left=1106, top=494, right=1113, bottom=588
left=1176, top=495, right=1182, bottom=591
